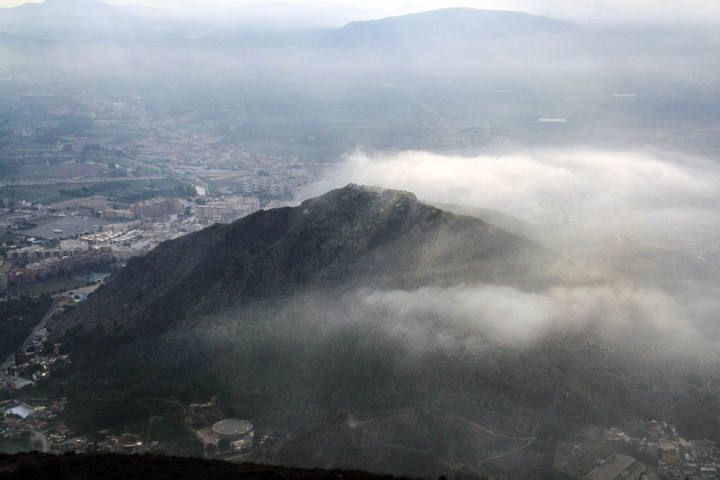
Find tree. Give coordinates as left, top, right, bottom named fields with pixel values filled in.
left=205, top=443, right=217, bottom=456
left=218, top=438, right=230, bottom=452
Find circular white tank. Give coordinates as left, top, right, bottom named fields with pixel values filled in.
left=212, top=419, right=253, bottom=438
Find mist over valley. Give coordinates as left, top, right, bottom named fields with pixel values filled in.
left=0, top=2, right=719, bottom=479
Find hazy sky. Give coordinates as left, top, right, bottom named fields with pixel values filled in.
left=2, top=0, right=720, bottom=24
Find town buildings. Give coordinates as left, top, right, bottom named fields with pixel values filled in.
left=131, top=197, right=183, bottom=219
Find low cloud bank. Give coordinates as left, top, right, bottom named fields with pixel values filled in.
left=359, top=283, right=699, bottom=347
left=304, top=148, right=720, bottom=282
left=297, top=148, right=720, bottom=346
left=308, top=149, right=719, bottom=245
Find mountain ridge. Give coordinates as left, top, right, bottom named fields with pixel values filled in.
left=37, top=185, right=720, bottom=478
left=340, top=8, right=569, bottom=33
left=0, top=4, right=574, bottom=44
left=51, top=183, right=552, bottom=340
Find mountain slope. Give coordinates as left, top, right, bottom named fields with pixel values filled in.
left=338, top=8, right=568, bottom=39
left=0, top=0, right=174, bottom=41
left=328, top=8, right=573, bottom=52
left=427, top=201, right=538, bottom=239
left=42, top=185, right=720, bottom=479
left=53, top=184, right=552, bottom=339
left=0, top=4, right=573, bottom=47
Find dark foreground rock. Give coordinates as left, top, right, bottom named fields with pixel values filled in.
left=0, top=452, right=414, bottom=480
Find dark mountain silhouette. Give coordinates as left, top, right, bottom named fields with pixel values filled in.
left=0, top=452, right=414, bottom=480
left=42, top=186, right=720, bottom=479
left=53, top=184, right=552, bottom=339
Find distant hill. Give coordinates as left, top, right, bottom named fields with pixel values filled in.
left=0, top=3, right=575, bottom=47
left=0, top=2, right=697, bottom=63
left=333, top=8, right=570, bottom=47
left=0, top=0, right=350, bottom=41
left=0, top=0, right=147, bottom=41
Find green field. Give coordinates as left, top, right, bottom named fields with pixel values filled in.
left=0, top=177, right=191, bottom=205
left=9, top=277, right=91, bottom=297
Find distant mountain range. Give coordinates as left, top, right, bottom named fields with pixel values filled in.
left=0, top=1, right=708, bottom=68
left=0, top=0, right=370, bottom=33
left=0, top=2, right=574, bottom=44
left=0, top=0, right=152, bottom=41
left=333, top=8, right=570, bottom=46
